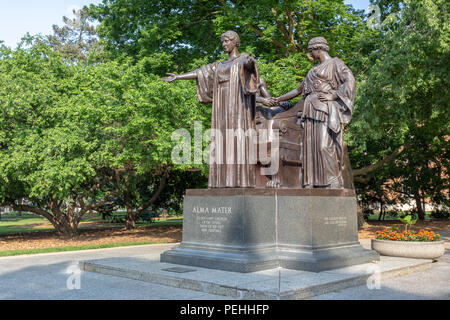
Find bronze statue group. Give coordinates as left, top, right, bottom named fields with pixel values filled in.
left=163, top=31, right=356, bottom=190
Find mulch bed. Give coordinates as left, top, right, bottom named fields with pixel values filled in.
left=0, top=225, right=182, bottom=251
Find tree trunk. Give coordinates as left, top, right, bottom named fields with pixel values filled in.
left=342, top=143, right=366, bottom=229
left=342, top=142, right=355, bottom=190
left=135, top=169, right=169, bottom=221
left=10, top=202, right=81, bottom=238
left=124, top=191, right=136, bottom=230
left=378, top=202, right=384, bottom=221
left=125, top=210, right=135, bottom=229
left=356, top=202, right=366, bottom=230
left=414, top=193, right=425, bottom=220
left=54, top=221, right=79, bottom=238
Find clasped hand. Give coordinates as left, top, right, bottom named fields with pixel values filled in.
left=260, top=97, right=279, bottom=107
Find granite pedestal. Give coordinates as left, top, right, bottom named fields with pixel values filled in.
left=160, top=188, right=379, bottom=272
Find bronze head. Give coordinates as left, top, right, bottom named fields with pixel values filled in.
left=307, top=36, right=329, bottom=52
left=221, top=30, right=241, bottom=50
left=307, top=37, right=329, bottom=61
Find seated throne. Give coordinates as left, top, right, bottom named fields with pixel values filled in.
left=255, top=99, right=304, bottom=188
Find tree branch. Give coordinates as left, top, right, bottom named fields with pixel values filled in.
left=353, top=144, right=408, bottom=178
left=245, top=24, right=287, bottom=52
left=8, top=203, right=55, bottom=223
left=136, top=168, right=169, bottom=217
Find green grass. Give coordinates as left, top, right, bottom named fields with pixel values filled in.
left=0, top=216, right=47, bottom=226
left=0, top=240, right=170, bottom=257
left=0, top=216, right=51, bottom=235
left=150, top=219, right=183, bottom=226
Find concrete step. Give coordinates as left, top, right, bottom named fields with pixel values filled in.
left=80, top=245, right=434, bottom=300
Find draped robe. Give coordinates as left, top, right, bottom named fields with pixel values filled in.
left=301, top=58, right=356, bottom=188
left=195, top=54, right=259, bottom=188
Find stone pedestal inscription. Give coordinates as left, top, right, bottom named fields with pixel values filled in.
left=195, top=207, right=231, bottom=234
left=161, top=188, right=379, bottom=273
left=324, top=217, right=347, bottom=227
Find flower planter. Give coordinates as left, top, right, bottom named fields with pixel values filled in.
left=371, top=239, right=445, bottom=260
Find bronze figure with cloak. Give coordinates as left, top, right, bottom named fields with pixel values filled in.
left=163, top=31, right=269, bottom=188
left=273, top=36, right=356, bottom=189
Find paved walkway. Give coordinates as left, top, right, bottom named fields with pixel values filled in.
left=0, top=242, right=448, bottom=300
left=313, top=249, right=450, bottom=300
left=0, top=244, right=224, bottom=300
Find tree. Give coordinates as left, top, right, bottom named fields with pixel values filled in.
left=0, top=38, right=209, bottom=236
left=0, top=40, right=110, bottom=237
left=47, top=7, right=99, bottom=62
left=89, top=0, right=366, bottom=74
left=349, top=0, right=449, bottom=219
left=69, top=58, right=209, bottom=228
left=151, top=169, right=208, bottom=213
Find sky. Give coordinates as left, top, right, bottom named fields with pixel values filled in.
left=0, top=0, right=372, bottom=48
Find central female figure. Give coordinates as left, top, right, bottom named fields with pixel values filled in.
left=163, top=31, right=261, bottom=188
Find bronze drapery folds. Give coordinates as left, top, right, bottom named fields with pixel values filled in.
left=163, top=31, right=260, bottom=188
left=274, top=36, right=356, bottom=188
left=197, top=54, right=259, bottom=187
left=164, top=34, right=355, bottom=189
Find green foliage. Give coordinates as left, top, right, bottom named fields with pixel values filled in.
left=430, top=210, right=449, bottom=220
left=0, top=39, right=96, bottom=201
left=350, top=0, right=449, bottom=216
left=399, top=214, right=417, bottom=232
left=89, top=0, right=365, bottom=74
left=0, top=37, right=209, bottom=234
left=151, top=169, right=208, bottom=214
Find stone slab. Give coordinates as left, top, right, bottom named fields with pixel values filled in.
left=161, top=188, right=379, bottom=272
left=80, top=247, right=433, bottom=300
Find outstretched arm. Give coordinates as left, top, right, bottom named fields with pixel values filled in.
left=275, top=81, right=305, bottom=102
left=258, top=78, right=271, bottom=98
left=256, top=78, right=278, bottom=107
left=162, top=71, right=198, bottom=82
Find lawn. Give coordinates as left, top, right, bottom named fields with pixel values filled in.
left=0, top=212, right=183, bottom=257
left=366, top=213, right=435, bottom=221
left=0, top=212, right=183, bottom=235
left=0, top=240, right=170, bottom=257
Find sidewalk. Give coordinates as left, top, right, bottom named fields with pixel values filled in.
left=0, top=244, right=223, bottom=300
left=0, top=242, right=448, bottom=300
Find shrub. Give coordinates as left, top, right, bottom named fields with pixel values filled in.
left=430, top=210, right=449, bottom=220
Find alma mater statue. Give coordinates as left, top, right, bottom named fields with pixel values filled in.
left=163, top=31, right=271, bottom=188
left=273, top=36, right=356, bottom=189
left=163, top=33, right=356, bottom=190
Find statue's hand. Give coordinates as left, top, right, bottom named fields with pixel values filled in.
left=259, top=97, right=278, bottom=107
left=162, top=73, right=177, bottom=83
left=268, top=97, right=279, bottom=107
